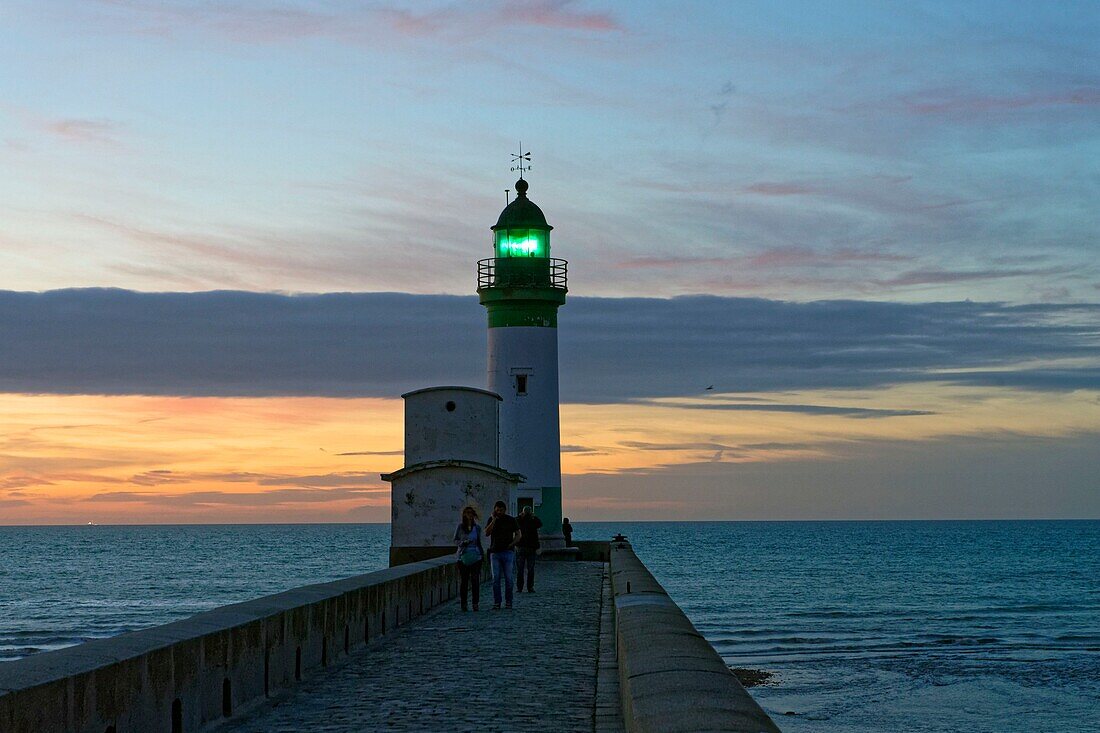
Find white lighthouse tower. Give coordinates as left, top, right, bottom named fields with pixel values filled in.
left=477, top=171, right=569, bottom=550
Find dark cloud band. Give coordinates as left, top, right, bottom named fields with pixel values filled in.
left=0, top=289, right=1097, bottom=401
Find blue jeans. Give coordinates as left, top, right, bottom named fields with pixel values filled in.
left=491, top=550, right=515, bottom=606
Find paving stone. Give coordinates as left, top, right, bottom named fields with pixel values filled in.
left=222, top=561, right=613, bottom=733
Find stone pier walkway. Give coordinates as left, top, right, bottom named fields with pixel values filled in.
left=224, top=561, right=617, bottom=733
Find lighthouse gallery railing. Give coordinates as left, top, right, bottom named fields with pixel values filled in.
left=477, top=257, right=568, bottom=290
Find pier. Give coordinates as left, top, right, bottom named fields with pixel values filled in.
left=224, top=561, right=611, bottom=732
left=0, top=542, right=779, bottom=733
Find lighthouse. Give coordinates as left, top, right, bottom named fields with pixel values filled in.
left=477, top=174, right=569, bottom=551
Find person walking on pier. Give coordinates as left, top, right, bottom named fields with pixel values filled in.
left=562, top=517, right=574, bottom=547
left=516, top=506, right=542, bottom=593
left=485, top=500, right=521, bottom=609
left=454, top=506, right=484, bottom=612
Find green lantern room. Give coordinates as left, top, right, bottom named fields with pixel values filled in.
left=483, top=178, right=564, bottom=291
left=493, top=179, right=552, bottom=258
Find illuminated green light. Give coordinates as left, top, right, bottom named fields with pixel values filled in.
left=495, top=228, right=548, bottom=258
left=506, top=238, right=540, bottom=255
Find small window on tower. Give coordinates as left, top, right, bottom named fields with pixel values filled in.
left=515, top=374, right=528, bottom=396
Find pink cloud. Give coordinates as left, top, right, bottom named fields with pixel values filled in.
left=617, top=255, right=734, bottom=270
left=742, top=181, right=816, bottom=196
left=85, top=1, right=620, bottom=45
left=88, top=1, right=403, bottom=44
left=905, top=88, right=1100, bottom=116
left=618, top=246, right=909, bottom=271
left=29, top=117, right=122, bottom=146
left=499, top=1, right=622, bottom=32
left=749, top=246, right=910, bottom=267
left=374, top=7, right=448, bottom=37
left=73, top=214, right=351, bottom=286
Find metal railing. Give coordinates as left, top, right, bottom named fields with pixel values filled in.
left=477, top=257, right=568, bottom=290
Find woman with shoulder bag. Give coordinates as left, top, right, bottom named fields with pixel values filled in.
left=454, top=506, right=484, bottom=611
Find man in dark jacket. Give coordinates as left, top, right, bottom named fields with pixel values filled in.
left=515, top=506, right=543, bottom=593
left=485, top=500, right=521, bottom=609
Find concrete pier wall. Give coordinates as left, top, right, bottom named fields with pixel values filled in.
left=570, top=539, right=612, bottom=562
left=609, top=542, right=782, bottom=733
left=0, top=556, right=480, bottom=733
left=3, top=541, right=778, bottom=733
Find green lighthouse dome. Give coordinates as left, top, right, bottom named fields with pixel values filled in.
left=493, top=179, right=553, bottom=231
left=477, top=174, right=567, bottom=324
left=492, top=179, right=553, bottom=258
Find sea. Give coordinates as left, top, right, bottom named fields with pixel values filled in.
left=1, top=521, right=1096, bottom=732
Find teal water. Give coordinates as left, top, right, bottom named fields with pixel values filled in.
left=0, top=524, right=389, bottom=659
left=583, top=521, right=1100, bottom=733
left=1, top=521, right=1097, bottom=732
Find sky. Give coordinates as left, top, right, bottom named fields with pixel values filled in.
left=1, top=1, right=1098, bottom=523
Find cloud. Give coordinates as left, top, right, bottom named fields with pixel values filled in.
left=81, top=1, right=430, bottom=44
left=1, top=475, right=52, bottom=490
left=128, top=470, right=281, bottom=486
left=934, top=369, right=1100, bottom=392
left=129, top=470, right=193, bottom=486
left=619, top=440, right=738, bottom=452
left=904, top=88, right=1100, bottom=116
left=46, top=472, right=126, bottom=484
left=122, top=469, right=385, bottom=489
left=746, top=246, right=911, bottom=268
left=616, top=246, right=912, bottom=272
left=258, top=472, right=384, bottom=488
left=611, top=440, right=819, bottom=460
left=742, top=182, right=816, bottom=196
left=627, top=400, right=934, bottom=418
left=33, top=117, right=123, bottom=146
left=709, top=80, right=736, bottom=124
left=568, top=495, right=683, bottom=512
left=0, top=289, right=1098, bottom=402
left=72, top=215, right=350, bottom=286
left=498, top=1, right=621, bottom=32
left=616, top=256, right=737, bottom=270
left=565, top=432, right=1100, bottom=520
left=8, top=108, right=125, bottom=147
left=878, top=267, right=1070, bottom=287
left=740, top=442, right=815, bottom=451
left=619, top=440, right=741, bottom=461
left=79, top=0, right=621, bottom=45
left=86, top=487, right=384, bottom=507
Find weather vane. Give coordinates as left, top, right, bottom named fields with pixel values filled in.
left=510, top=142, right=531, bottom=179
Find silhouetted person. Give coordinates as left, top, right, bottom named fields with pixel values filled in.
left=484, top=500, right=520, bottom=609
left=515, top=506, right=543, bottom=592
left=562, top=517, right=574, bottom=547
left=454, top=506, right=484, bottom=611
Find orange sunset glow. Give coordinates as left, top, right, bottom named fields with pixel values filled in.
left=3, top=383, right=1097, bottom=524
